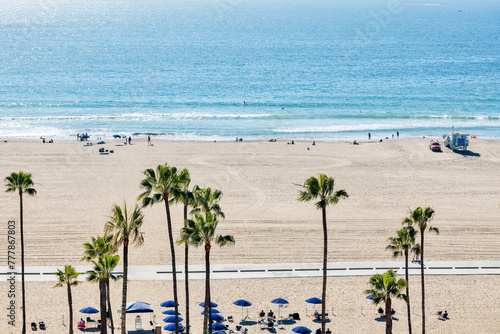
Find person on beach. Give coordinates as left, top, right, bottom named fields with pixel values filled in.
left=128, top=136, right=132, bottom=144
left=368, top=132, right=371, bottom=140
left=147, top=135, right=151, bottom=145
left=397, top=131, right=399, bottom=138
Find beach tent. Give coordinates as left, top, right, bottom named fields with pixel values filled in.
left=126, top=301, right=154, bottom=313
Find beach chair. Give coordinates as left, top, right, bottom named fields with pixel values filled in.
left=31, top=322, right=37, bottom=331
left=228, top=315, right=234, bottom=322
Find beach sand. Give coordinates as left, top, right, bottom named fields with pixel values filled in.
left=1, top=137, right=499, bottom=333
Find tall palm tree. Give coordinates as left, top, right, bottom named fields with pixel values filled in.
left=386, top=226, right=418, bottom=334
left=365, top=269, right=408, bottom=334
left=191, top=186, right=225, bottom=218
left=86, top=255, right=121, bottom=334
left=298, top=174, right=348, bottom=334
left=170, top=168, right=195, bottom=334
left=403, top=207, right=438, bottom=334
left=81, top=235, right=116, bottom=262
left=54, top=265, right=81, bottom=334
left=4, top=171, right=37, bottom=334
left=105, top=202, right=144, bottom=334
left=178, top=212, right=234, bottom=334
left=138, top=163, right=182, bottom=333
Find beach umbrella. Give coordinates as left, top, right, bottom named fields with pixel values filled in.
left=305, top=298, right=322, bottom=304
left=212, top=331, right=226, bottom=334
left=162, top=310, right=181, bottom=315
left=163, top=316, right=184, bottom=323
left=199, top=301, right=218, bottom=308
left=271, top=298, right=289, bottom=317
left=211, top=323, right=227, bottom=330
left=81, top=134, right=90, bottom=139
left=201, top=309, right=220, bottom=314
left=164, top=323, right=185, bottom=332
left=79, top=307, right=99, bottom=314
left=210, top=314, right=225, bottom=322
left=292, top=326, right=312, bottom=334
left=97, top=141, right=105, bottom=144
left=366, top=294, right=374, bottom=300
left=161, top=300, right=178, bottom=308
left=113, top=135, right=121, bottom=138
left=234, top=299, right=252, bottom=319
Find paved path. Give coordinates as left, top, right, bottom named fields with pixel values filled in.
left=2, top=261, right=500, bottom=282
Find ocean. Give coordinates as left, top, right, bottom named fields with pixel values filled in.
left=0, top=0, right=499, bottom=140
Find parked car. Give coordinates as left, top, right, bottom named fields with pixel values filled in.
left=429, top=140, right=441, bottom=152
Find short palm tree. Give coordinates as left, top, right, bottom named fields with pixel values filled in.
left=298, top=174, right=347, bottom=334
left=5, top=171, right=36, bottom=334
left=105, top=202, right=144, bottom=334
left=191, top=186, right=225, bottom=218
left=81, top=235, right=116, bottom=262
left=178, top=212, right=235, bottom=334
left=386, top=226, right=418, bottom=334
left=54, top=265, right=81, bottom=334
left=138, top=163, right=182, bottom=333
left=403, top=207, right=438, bottom=334
left=86, top=255, right=121, bottom=334
left=170, top=168, right=195, bottom=334
left=365, top=269, right=408, bottom=334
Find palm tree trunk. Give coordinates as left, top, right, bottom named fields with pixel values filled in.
left=205, top=246, right=212, bottom=334
left=183, top=204, right=190, bottom=334
left=100, top=279, right=108, bottom=334
left=121, top=241, right=129, bottom=334
left=67, top=283, right=74, bottom=334
left=385, top=297, right=392, bottom=334
left=321, top=206, right=327, bottom=334
left=106, top=280, right=114, bottom=334
left=420, top=230, right=425, bottom=334
left=164, top=196, right=179, bottom=334
left=19, top=192, right=26, bottom=334
left=405, top=250, right=412, bottom=334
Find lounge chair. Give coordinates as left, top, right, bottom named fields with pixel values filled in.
left=31, top=322, right=37, bottom=331
left=227, top=316, right=234, bottom=322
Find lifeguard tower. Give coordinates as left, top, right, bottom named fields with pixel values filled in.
left=444, top=130, right=469, bottom=151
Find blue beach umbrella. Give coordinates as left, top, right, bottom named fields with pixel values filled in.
left=164, top=323, right=184, bottom=332
left=97, top=141, right=105, bottom=144
left=212, top=332, right=226, bottom=334
left=292, top=326, right=312, bottom=334
left=113, top=135, right=121, bottom=138
left=199, top=301, right=218, bottom=308
left=81, top=134, right=90, bottom=139
left=234, top=299, right=252, bottom=319
left=271, top=298, right=289, bottom=317
left=210, top=314, right=225, bottom=322
left=211, top=323, right=227, bottom=330
left=366, top=294, right=374, bottom=300
left=161, top=300, right=178, bottom=308
left=305, top=297, right=322, bottom=304
left=201, top=309, right=220, bottom=314
left=163, top=316, right=183, bottom=323
left=162, top=310, right=181, bottom=315
left=79, top=307, right=99, bottom=314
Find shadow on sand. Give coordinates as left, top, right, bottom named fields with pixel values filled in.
left=374, top=316, right=399, bottom=323
left=453, top=150, right=480, bottom=157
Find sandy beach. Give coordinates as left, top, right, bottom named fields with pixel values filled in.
left=1, top=137, right=500, bottom=333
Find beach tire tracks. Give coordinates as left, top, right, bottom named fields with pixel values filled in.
left=225, top=166, right=267, bottom=214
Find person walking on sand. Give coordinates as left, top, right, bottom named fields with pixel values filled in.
left=368, top=132, right=371, bottom=140
left=128, top=136, right=131, bottom=145
left=147, top=135, right=151, bottom=145
left=397, top=131, right=399, bottom=138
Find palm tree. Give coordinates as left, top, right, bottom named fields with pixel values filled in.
left=81, top=235, right=116, bottom=261
left=298, top=174, right=348, bottom=334
left=86, top=255, right=121, bottom=334
left=105, top=202, right=144, bottom=334
left=4, top=171, right=37, bottom=334
left=138, top=163, right=182, bottom=333
left=170, top=168, right=195, bottom=334
left=54, top=265, right=81, bottom=334
left=386, top=226, right=418, bottom=334
left=403, top=207, right=438, bottom=334
left=365, top=269, right=408, bottom=334
left=191, top=186, right=225, bottom=218
left=178, top=212, right=234, bottom=334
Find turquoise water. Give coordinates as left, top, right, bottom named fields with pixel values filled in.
left=0, top=0, right=499, bottom=140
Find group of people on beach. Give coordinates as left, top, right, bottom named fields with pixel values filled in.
left=40, top=137, right=53, bottom=143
